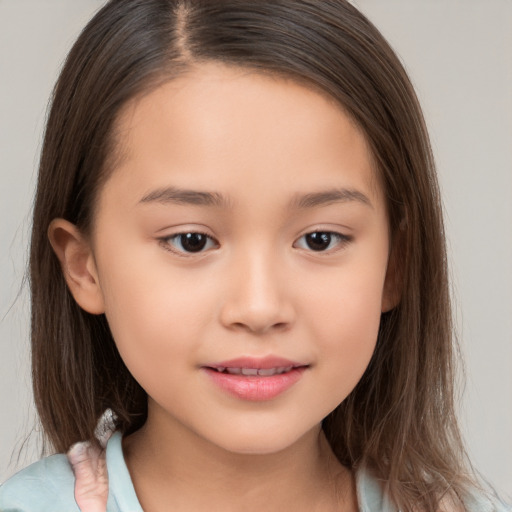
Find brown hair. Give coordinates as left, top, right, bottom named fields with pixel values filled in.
left=31, top=0, right=476, bottom=509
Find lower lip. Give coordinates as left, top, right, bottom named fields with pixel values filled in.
left=203, top=367, right=307, bottom=401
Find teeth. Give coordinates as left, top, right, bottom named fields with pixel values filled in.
left=257, top=368, right=278, bottom=376
left=241, top=368, right=258, bottom=376
left=216, top=366, right=296, bottom=376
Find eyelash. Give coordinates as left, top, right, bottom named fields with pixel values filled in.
left=158, top=230, right=352, bottom=257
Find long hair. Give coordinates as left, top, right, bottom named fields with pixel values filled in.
left=30, top=1, right=475, bottom=509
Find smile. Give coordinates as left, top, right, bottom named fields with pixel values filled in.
left=202, top=357, right=309, bottom=401
left=211, top=366, right=295, bottom=376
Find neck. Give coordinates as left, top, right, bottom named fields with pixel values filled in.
left=123, top=404, right=357, bottom=512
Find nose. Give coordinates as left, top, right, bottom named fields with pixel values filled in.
left=219, top=248, right=295, bottom=335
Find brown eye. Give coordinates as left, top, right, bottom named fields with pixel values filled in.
left=162, top=232, right=217, bottom=254
left=179, top=233, right=208, bottom=252
left=295, top=231, right=351, bottom=252
left=305, top=232, right=332, bottom=251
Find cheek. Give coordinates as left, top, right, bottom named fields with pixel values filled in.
left=322, top=294, right=380, bottom=376
left=95, top=241, right=217, bottom=379
left=302, top=259, right=386, bottom=396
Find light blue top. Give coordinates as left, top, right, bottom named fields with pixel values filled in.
left=0, top=431, right=509, bottom=511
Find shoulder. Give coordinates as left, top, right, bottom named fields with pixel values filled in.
left=355, top=465, right=512, bottom=512
left=355, top=465, right=397, bottom=512
left=0, top=454, right=79, bottom=512
left=462, top=488, right=512, bottom=512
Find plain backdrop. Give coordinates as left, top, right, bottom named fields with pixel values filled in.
left=1, top=0, right=511, bottom=498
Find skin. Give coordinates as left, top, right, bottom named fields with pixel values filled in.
left=52, top=62, right=397, bottom=511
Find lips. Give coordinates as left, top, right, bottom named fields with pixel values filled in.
left=202, top=356, right=308, bottom=401
left=212, top=366, right=294, bottom=376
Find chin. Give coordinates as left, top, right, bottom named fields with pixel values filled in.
left=206, top=422, right=321, bottom=457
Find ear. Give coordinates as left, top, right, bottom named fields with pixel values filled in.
left=48, top=219, right=105, bottom=314
left=381, top=227, right=404, bottom=313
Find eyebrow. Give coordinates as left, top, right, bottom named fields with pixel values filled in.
left=139, top=187, right=232, bottom=208
left=290, top=188, right=373, bottom=210
left=139, top=186, right=372, bottom=210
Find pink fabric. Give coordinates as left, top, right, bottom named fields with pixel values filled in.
left=67, top=441, right=108, bottom=512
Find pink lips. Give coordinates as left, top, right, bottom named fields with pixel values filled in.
left=202, top=356, right=308, bottom=401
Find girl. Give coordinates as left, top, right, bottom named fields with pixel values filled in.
left=0, top=0, right=509, bottom=511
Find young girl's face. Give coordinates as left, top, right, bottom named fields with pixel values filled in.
left=68, top=63, right=395, bottom=454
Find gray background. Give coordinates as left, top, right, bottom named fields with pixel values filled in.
left=1, top=0, right=511, bottom=497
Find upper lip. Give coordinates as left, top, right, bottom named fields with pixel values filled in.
left=205, top=356, right=307, bottom=370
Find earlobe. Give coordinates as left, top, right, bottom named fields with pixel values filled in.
left=48, top=219, right=105, bottom=314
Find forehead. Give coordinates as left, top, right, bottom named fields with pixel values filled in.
left=104, top=62, right=383, bottom=210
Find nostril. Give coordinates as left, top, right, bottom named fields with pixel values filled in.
left=230, top=321, right=290, bottom=334
left=219, top=291, right=295, bottom=334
